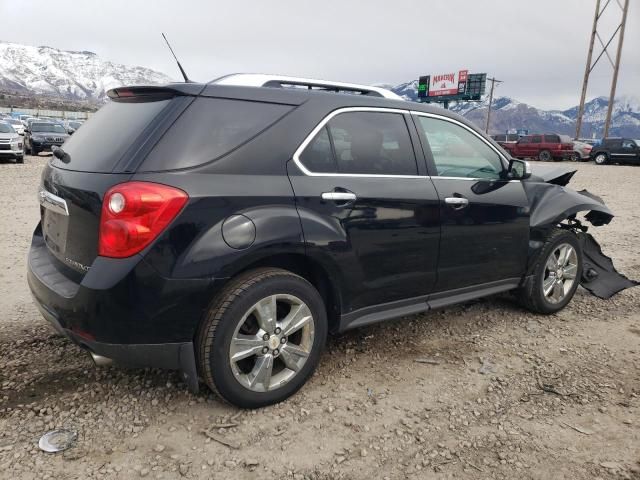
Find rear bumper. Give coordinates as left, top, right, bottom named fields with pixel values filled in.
left=31, top=293, right=199, bottom=391
left=27, top=226, right=218, bottom=391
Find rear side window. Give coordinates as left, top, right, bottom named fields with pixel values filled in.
left=298, top=111, right=418, bottom=176
left=519, top=137, right=531, bottom=144
left=53, top=99, right=170, bottom=172
left=544, top=134, right=560, bottom=143
left=141, top=98, right=292, bottom=171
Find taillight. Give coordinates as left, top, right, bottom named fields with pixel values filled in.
left=98, top=182, right=188, bottom=258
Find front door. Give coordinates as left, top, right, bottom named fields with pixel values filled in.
left=288, top=108, right=440, bottom=314
left=412, top=113, right=530, bottom=292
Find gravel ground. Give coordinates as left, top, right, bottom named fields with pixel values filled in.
left=0, top=155, right=639, bottom=480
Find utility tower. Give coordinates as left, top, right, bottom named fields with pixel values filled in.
left=575, top=0, right=630, bottom=139
left=484, top=77, right=502, bottom=134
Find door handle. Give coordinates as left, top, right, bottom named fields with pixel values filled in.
left=321, top=191, right=357, bottom=202
left=445, top=197, right=469, bottom=209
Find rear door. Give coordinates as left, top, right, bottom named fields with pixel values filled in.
left=287, top=108, right=441, bottom=314
left=412, top=113, right=530, bottom=292
left=619, top=139, right=640, bottom=164
left=530, top=135, right=543, bottom=158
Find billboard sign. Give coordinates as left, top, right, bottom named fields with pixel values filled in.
left=429, top=70, right=468, bottom=97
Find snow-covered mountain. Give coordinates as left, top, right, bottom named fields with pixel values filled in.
left=0, top=41, right=172, bottom=103
left=391, top=81, right=640, bottom=138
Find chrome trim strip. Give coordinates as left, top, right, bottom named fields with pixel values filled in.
left=292, top=107, right=426, bottom=178
left=38, top=189, right=69, bottom=216
left=292, top=107, right=517, bottom=181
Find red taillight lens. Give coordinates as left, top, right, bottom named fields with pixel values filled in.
left=98, top=182, right=188, bottom=258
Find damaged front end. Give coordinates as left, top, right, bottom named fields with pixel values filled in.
left=523, top=164, right=638, bottom=299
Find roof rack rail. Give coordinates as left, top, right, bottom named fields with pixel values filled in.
left=211, top=73, right=403, bottom=100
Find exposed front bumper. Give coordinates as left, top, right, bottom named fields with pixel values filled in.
left=0, top=148, right=23, bottom=158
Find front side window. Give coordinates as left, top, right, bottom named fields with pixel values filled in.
left=531, top=136, right=542, bottom=144
left=518, top=137, right=531, bottom=144
left=416, top=116, right=504, bottom=179
left=298, top=111, right=418, bottom=176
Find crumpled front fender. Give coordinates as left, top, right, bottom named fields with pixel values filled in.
left=523, top=182, right=613, bottom=227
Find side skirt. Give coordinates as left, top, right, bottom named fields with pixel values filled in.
left=338, top=277, right=525, bottom=332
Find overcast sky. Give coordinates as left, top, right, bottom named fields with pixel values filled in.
left=1, top=0, right=638, bottom=109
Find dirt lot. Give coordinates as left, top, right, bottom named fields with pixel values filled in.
left=0, top=155, right=638, bottom=480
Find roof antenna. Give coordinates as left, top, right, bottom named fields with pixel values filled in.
left=162, top=33, right=191, bottom=83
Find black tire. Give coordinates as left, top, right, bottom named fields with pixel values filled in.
left=196, top=268, right=328, bottom=408
left=16, top=156, right=24, bottom=164
left=32, top=146, right=39, bottom=156
left=594, top=153, right=608, bottom=165
left=517, top=229, right=583, bottom=314
left=24, top=142, right=31, bottom=155
left=569, top=152, right=581, bottom=162
left=538, top=150, right=552, bottom=162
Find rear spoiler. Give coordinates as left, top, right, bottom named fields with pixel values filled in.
left=107, top=84, right=206, bottom=101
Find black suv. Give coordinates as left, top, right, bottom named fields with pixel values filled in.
left=24, top=121, right=70, bottom=156
left=27, top=75, right=614, bottom=408
left=591, top=137, right=640, bottom=165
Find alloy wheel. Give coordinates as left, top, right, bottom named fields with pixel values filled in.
left=542, top=243, right=578, bottom=304
left=595, top=154, right=607, bottom=165
left=229, top=294, right=315, bottom=392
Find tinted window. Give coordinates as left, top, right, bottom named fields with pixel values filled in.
left=622, top=139, right=636, bottom=149
left=506, top=134, right=519, bottom=142
left=299, top=127, right=336, bottom=173
left=544, top=134, right=560, bottom=143
left=417, top=116, right=504, bottom=179
left=328, top=112, right=417, bottom=175
left=519, top=137, right=531, bottom=144
left=493, top=134, right=507, bottom=142
left=531, top=136, right=542, bottom=144
left=31, top=123, right=66, bottom=133
left=141, top=98, right=292, bottom=171
left=0, top=123, right=13, bottom=133
left=55, top=99, right=170, bottom=172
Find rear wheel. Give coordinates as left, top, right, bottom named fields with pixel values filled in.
left=569, top=152, right=581, bottom=162
left=594, top=153, right=608, bottom=165
left=196, top=268, right=327, bottom=408
left=518, top=229, right=582, bottom=314
left=538, top=150, right=552, bottom=161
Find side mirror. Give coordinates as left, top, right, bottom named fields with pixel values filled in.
left=508, top=158, right=531, bottom=180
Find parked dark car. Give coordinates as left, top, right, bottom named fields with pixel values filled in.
left=24, top=122, right=69, bottom=156
left=27, top=75, right=615, bottom=408
left=502, top=134, right=574, bottom=161
left=590, top=137, right=640, bottom=165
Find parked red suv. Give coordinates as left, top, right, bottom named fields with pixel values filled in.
left=501, top=134, right=574, bottom=161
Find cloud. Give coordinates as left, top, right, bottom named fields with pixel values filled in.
left=1, top=0, right=638, bottom=109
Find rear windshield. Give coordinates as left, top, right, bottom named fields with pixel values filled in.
left=139, top=97, right=292, bottom=171
left=32, top=123, right=66, bottom=133
left=52, top=99, right=170, bottom=172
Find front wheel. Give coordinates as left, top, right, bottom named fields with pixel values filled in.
left=518, top=229, right=582, bottom=314
left=594, top=153, right=608, bottom=165
left=538, top=150, right=552, bottom=162
left=196, top=268, right=327, bottom=408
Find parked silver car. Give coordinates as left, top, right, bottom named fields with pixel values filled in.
left=0, top=121, right=24, bottom=163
